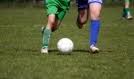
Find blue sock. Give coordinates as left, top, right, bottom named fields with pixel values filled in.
left=89, top=20, right=100, bottom=46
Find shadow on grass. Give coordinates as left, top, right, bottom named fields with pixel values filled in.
left=0, top=46, right=114, bottom=55
left=49, top=49, right=89, bottom=53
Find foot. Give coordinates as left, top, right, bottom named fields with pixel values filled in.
left=41, top=48, right=48, bottom=54
left=123, top=14, right=133, bottom=20
left=126, top=15, right=133, bottom=20
left=89, top=45, right=99, bottom=53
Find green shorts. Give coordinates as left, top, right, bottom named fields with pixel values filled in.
left=45, top=0, right=70, bottom=21
left=125, top=0, right=133, bottom=2
left=125, top=0, right=129, bottom=2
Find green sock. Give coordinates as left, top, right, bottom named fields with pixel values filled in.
left=123, top=8, right=126, bottom=16
left=42, top=27, right=52, bottom=49
left=125, top=8, right=131, bottom=15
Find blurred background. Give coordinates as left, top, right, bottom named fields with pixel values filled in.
left=0, top=0, right=133, bottom=8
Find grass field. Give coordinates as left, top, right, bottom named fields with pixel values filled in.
left=0, top=6, right=134, bottom=79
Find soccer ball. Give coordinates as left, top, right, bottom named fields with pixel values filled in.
left=57, top=38, right=74, bottom=53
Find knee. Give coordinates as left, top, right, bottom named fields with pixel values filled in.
left=89, top=3, right=102, bottom=20
left=47, top=21, right=58, bottom=32
left=48, top=19, right=57, bottom=27
left=90, top=12, right=100, bottom=20
left=47, top=14, right=58, bottom=28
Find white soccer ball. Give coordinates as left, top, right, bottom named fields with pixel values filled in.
left=57, top=38, right=74, bottom=53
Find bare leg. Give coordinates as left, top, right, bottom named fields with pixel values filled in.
left=77, top=9, right=88, bottom=29
left=89, top=3, right=102, bottom=53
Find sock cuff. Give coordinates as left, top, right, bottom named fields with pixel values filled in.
left=90, top=20, right=101, bottom=25
left=46, top=26, right=51, bottom=30
left=91, top=20, right=100, bottom=22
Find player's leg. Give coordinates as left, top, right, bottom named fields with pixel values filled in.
left=41, top=0, right=70, bottom=54
left=41, top=0, right=59, bottom=53
left=76, top=0, right=89, bottom=29
left=51, top=0, right=70, bottom=31
left=88, top=0, right=102, bottom=53
left=77, top=9, right=88, bottom=29
left=41, top=12, right=67, bottom=54
left=52, top=10, right=67, bottom=32
left=41, top=8, right=58, bottom=54
left=123, top=0, right=133, bottom=19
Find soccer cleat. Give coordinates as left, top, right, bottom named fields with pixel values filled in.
left=126, top=15, right=133, bottom=20
left=122, top=13, right=133, bottom=20
left=41, top=48, right=48, bottom=54
left=123, top=15, right=133, bottom=20
left=89, top=45, right=99, bottom=53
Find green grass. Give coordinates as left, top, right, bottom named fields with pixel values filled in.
left=0, top=7, right=134, bottom=79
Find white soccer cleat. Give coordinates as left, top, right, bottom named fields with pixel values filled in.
left=41, top=48, right=48, bottom=54
left=123, top=14, right=133, bottom=20
left=126, top=15, right=133, bottom=20
left=90, top=45, right=99, bottom=53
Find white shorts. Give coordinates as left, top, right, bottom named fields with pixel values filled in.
left=88, top=0, right=103, bottom=4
